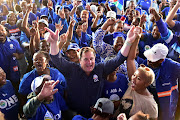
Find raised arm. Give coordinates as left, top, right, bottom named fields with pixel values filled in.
left=126, top=27, right=142, bottom=80
left=165, top=0, right=180, bottom=28
left=86, top=4, right=96, bottom=19
left=93, top=18, right=118, bottom=55
left=21, top=4, right=32, bottom=38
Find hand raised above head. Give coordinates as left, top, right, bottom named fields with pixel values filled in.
left=37, top=80, right=59, bottom=101
left=55, top=21, right=64, bottom=32
left=45, top=27, right=59, bottom=44
left=127, top=26, right=142, bottom=44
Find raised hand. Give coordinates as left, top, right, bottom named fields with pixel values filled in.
left=45, top=27, right=59, bottom=44
left=69, top=18, right=76, bottom=27
left=27, top=3, right=33, bottom=13
left=58, top=7, right=65, bottom=19
left=149, top=7, right=160, bottom=21
left=30, top=27, right=37, bottom=37
left=85, top=4, right=91, bottom=11
left=82, top=22, right=88, bottom=32
left=60, top=32, right=68, bottom=43
left=127, top=26, right=142, bottom=44
left=55, top=21, right=64, bottom=32
left=37, top=80, right=59, bottom=102
left=47, top=0, right=53, bottom=10
left=117, top=113, right=127, bottom=120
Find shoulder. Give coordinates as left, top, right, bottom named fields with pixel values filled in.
left=72, top=115, right=88, bottom=120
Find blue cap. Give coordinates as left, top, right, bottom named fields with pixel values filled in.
left=67, top=43, right=80, bottom=51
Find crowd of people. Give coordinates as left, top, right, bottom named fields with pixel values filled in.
left=0, top=0, right=180, bottom=120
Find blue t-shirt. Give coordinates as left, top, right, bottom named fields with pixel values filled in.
left=0, top=80, right=19, bottom=120
left=17, top=12, right=36, bottom=25
left=19, top=68, right=67, bottom=96
left=4, top=23, right=21, bottom=43
left=0, top=38, right=23, bottom=82
left=102, top=73, right=128, bottom=99
left=29, top=93, right=68, bottom=120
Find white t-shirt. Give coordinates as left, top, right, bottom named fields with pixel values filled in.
left=119, top=83, right=158, bottom=119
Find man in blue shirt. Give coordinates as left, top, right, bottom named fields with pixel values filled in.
left=46, top=17, right=142, bottom=117
left=0, top=24, right=24, bottom=91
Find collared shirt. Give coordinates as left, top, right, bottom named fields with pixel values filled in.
left=50, top=50, right=126, bottom=117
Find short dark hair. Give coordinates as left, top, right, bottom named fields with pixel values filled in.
left=74, top=21, right=84, bottom=30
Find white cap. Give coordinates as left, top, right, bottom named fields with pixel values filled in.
left=106, top=11, right=116, bottom=20
left=31, top=75, right=51, bottom=92
left=144, top=43, right=168, bottom=62
left=38, top=19, right=49, bottom=27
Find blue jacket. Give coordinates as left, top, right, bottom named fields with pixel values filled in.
left=144, top=58, right=180, bottom=120
left=50, top=49, right=127, bottom=117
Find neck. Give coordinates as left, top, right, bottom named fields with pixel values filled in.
left=37, top=68, right=50, bottom=76
left=107, top=74, right=117, bottom=82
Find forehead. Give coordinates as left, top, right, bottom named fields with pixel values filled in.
left=81, top=11, right=88, bottom=15
left=0, top=25, right=6, bottom=31
left=0, top=68, right=5, bottom=74
left=153, top=26, right=159, bottom=30
left=81, top=51, right=95, bottom=58
left=33, top=53, right=46, bottom=59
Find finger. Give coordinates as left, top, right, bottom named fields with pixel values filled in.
left=55, top=29, right=60, bottom=35
left=129, top=25, right=135, bottom=32
left=52, top=88, right=58, bottom=95
left=45, top=27, right=55, bottom=35
left=52, top=80, right=59, bottom=88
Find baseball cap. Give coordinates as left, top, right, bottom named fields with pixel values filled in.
left=144, top=43, right=168, bottom=62
left=106, top=11, right=116, bottom=20
left=94, top=98, right=114, bottom=114
left=40, top=15, right=48, bottom=19
left=109, top=94, right=120, bottom=101
left=67, top=43, right=80, bottom=51
left=31, top=75, right=51, bottom=92
left=38, top=19, right=49, bottom=27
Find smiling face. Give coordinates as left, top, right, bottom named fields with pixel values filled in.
left=33, top=53, right=48, bottom=73
left=20, top=1, right=27, bottom=13
left=114, top=22, right=124, bottom=32
left=131, top=69, right=148, bottom=92
left=113, top=37, right=125, bottom=53
left=0, top=25, right=7, bottom=43
left=40, top=41, right=50, bottom=53
left=7, top=13, right=17, bottom=26
left=80, top=50, right=95, bottom=76
left=66, top=49, right=79, bottom=63
left=80, top=10, right=89, bottom=22
left=152, top=26, right=160, bottom=39
left=38, top=22, right=47, bottom=34
left=0, top=68, right=6, bottom=87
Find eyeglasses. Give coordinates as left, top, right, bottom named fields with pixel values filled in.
left=140, top=64, right=150, bottom=71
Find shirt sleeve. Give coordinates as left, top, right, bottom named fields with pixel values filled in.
left=23, top=96, right=42, bottom=118
left=93, top=28, right=113, bottom=56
